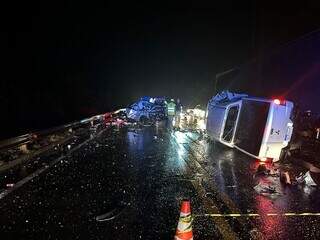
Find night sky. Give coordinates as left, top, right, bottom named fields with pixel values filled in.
left=4, top=1, right=320, bottom=139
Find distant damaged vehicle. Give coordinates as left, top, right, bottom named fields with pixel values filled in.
left=206, top=91, right=294, bottom=162
left=126, top=97, right=167, bottom=122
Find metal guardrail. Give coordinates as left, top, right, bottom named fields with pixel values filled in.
left=0, top=134, right=32, bottom=151
left=0, top=114, right=104, bottom=151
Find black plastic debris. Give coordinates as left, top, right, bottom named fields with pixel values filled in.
left=95, top=206, right=126, bottom=222
left=296, top=171, right=318, bottom=186
left=254, top=181, right=282, bottom=200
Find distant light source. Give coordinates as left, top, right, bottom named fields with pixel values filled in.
left=260, top=157, right=273, bottom=163
left=187, top=108, right=206, bottom=118
left=273, top=99, right=281, bottom=105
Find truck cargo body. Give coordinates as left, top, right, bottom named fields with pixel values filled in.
left=206, top=96, right=294, bottom=161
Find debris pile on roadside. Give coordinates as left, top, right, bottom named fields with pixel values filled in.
left=253, top=162, right=283, bottom=199
left=277, top=108, right=320, bottom=186
left=253, top=158, right=320, bottom=199
left=296, top=171, right=319, bottom=186
left=277, top=159, right=320, bottom=187
left=254, top=182, right=281, bottom=197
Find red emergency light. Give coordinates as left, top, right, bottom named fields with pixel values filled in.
left=260, top=157, right=273, bottom=163
left=273, top=99, right=286, bottom=105
left=273, top=99, right=281, bottom=105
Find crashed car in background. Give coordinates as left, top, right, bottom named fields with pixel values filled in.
left=206, top=90, right=294, bottom=162
left=126, top=97, right=167, bottom=122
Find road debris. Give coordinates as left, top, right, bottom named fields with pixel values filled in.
left=253, top=163, right=283, bottom=198
left=95, top=206, right=126, bottom=222
left=249, top=228, right=264, bottom=239
left=280, top=171, right=292, bottom=185
left=296, top=171, right=318, bottom=186
left=254, top=182, right=281, bottom=197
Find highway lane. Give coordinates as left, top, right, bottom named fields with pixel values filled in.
left=1, top=124, right=320, bottom=239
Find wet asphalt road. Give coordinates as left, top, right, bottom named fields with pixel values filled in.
left=1, top=124, right=320, bottom=239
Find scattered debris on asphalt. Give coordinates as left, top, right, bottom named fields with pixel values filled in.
left=249, top=228, right=264, bottom=240
left=95, top=206, right=126, bottom=222
left=254, top=182, right=281, bottom=197
left=253, top=163, right=282, bottom=198
left=296, top=171, right=318, bottom=186
left=280, top=171, right=292, bottom=185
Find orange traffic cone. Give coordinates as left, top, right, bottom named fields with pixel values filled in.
left=174, top=200, right=193, bottom=240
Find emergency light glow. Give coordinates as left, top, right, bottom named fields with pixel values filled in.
left=260, top=157, right=273, bottom=163
left=273, top=99, right=281, bottom=105
left=260, top=157, right=267, bottom=162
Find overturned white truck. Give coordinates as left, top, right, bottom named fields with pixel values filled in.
left=206, top=91, right=294, bottom=162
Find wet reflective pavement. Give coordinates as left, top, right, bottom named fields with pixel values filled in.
left=1, top=124, right=320, bottom=239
